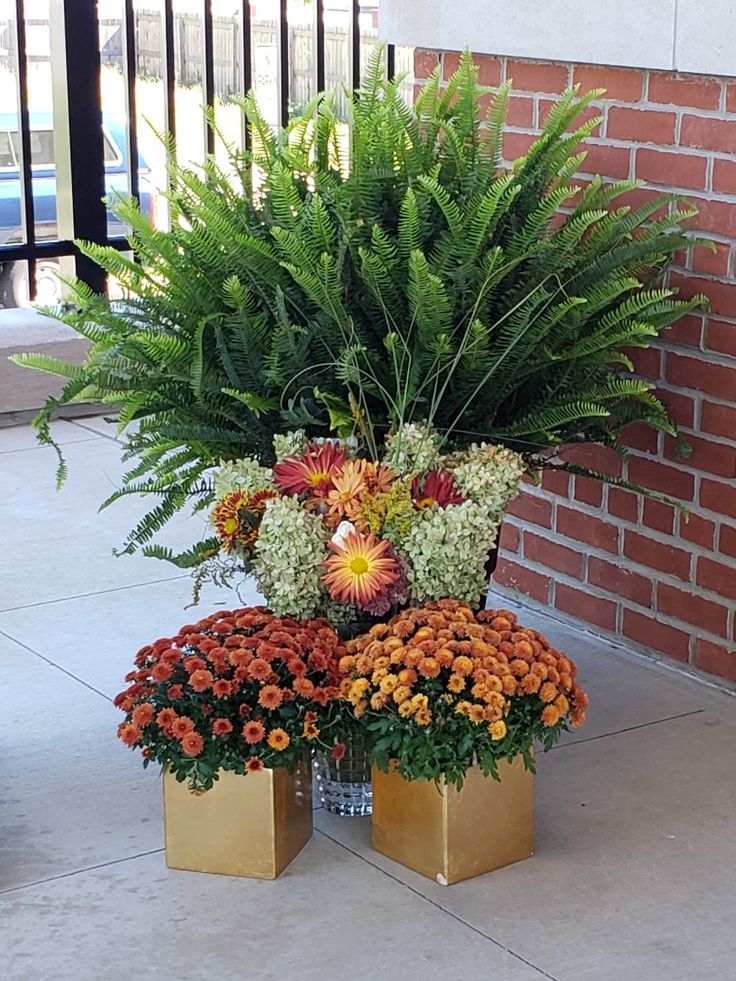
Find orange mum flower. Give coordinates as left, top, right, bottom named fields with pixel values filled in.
left=273, top=442, right=346, bottom=496
left=539, top=681, right=558, bottom=704
left=243, top=720, right=265, bottom=744
left=418, top=656, right=440, bottom=678
left=303, top=720, right=320, bottom=740
left=246, top=756, right=265, bottom=773
left=267, top=728, right=290, bottom=751
left=322, top=530, right=399, bottom=608
left=118, top=722, right=141, bottom=747
left=212, top=718, right=233, bottom=736
left=167, top=684, right=184, bottom=701
left=131, top=703, right=154, bottom=728
left=189, top=669, right=214, bottom=692
left=258, top=685, right=284, bottom=710
left=213, top=679, right=232, bottom=698
left=248, top=658, right=271, bottom=681
left=293, top=677, right=315, bottom=697
left=541, top=704, right=561, bottom=727
left=171, top=716, right=195, bottom=739
left=447, top=673, right=466, bottom=693
left=156, top=707, right=177, bottom=732
left=181, top=731, right=204, bottom=756
left=468, top=704, right=486, bottom=725
left=151, top=662, right=174, bottom=683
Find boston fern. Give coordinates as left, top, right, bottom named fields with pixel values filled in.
left=13, top=50, right=707, bottom=558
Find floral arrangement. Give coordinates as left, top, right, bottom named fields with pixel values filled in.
left=114, top=606, right=346, bottom=790
left=204, top=423, right=526, bottom=622
left=338, top=599, right=589, bottom=788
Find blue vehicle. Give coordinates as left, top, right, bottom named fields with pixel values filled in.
left=0, top=112, right=155, bottom=307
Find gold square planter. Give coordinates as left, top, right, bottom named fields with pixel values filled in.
left=371, top=757, right=534, bottom=885
left=163, top=766, right=313, bottom=879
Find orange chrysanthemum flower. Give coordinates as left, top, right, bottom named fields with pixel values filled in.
left=293, top=676, right=315, bottom=697
left=258, top=685, right=284, bottom=710
left=171, top=716, right=195, bottom=739
left=132, top=703, right=154, bottom=728
left=541, top=704, right=561, bottom=727
left=189, top=669, right=214, bottom=692
left=303, top=720, right=320, bottom=740
left=151, top=661, right=174, bottom=683
left=246, top=756, right=265, bottom=773
left=242, top=720, right=265, bottom=744
left=156, top=707, right=177, bottom=732
left=273, top=442, right=346, bottom=496
left=212, top=718, right=233, bottom=736
left=267, top=728, right=290, bottom=751
left=181, top=731, right=204, bottom=757
left=118, top=722, right=141, bottom=747
left=447, top=673, right=466, bottom=693
left=322, top=530, right=399, bottom=608
left=248, top=658, right=271, bottom=681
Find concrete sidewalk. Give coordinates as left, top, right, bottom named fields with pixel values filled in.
left=1, top=417, right=734, bottom=981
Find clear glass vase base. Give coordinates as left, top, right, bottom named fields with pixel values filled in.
left=313, top=752, right=373, bottom=817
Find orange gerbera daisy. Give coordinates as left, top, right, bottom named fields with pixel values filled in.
left=321, top=530, right=399, bottom=608
left=326, top=460, right=368, bottom=527
left=267, top=728, right=290, bottom=751
left=246, top=756, right=265, bottom=773
left=273, top=443, right=346, bottom=496
left=242, top=719, right=265, bottom=744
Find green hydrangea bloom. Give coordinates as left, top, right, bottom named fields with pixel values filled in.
left=451, top=443, right=526, bottom=523
left=252, top=496, right=328, bottom=618
left=273, top=430, right=308, bottom=461
left=384, top=422, right=442, bottom=475
left=214, top=457, right=273, bottom=497
left=402, top=501, right=499, bottom=605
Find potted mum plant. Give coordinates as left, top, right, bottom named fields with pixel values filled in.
left=340, top=599, right=588, bottom=885
left=115, top=606, right=344, bottom=878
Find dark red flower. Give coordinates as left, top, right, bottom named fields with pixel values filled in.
left=411, top=469, right=465, bottom=510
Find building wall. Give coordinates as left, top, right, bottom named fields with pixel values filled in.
left=412, top=50, right=736, bottom=683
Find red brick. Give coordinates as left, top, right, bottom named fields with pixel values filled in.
left=494, top=558, right=550, bottom=603
left=657, top=389, right=696, bottom=428
left=719, top=523, right=736, bottom=557
left=541, top=468, right=570, bottom=496
left=685, top=200, right=736, bottom=240
left=561, top=443, right=623, bottom=478
left=498, top=521, right=520, bottom=554
left=555, top=582, right=617, bottom=631
left=414, top=49, right=440, bottom=80
left=706, top=320, right=736, bottom=358
left=728, top=83, right=736, bottom=114
left=588, top=557, right=653, bottom=605
left=475, top=55, right=503, bottom=87
left=681, top=115, right=736, bottom=153
left=503, top=131, right=537, bottom=161
left=635, top=147, right=708, bottom=190
left=506, top=492, right=553, bottom=528
left=524, top=530, right=584, bottom=577
left=662, top=314, right=703, bottom=348
left=697, top=556, right=736, bottom=600
left=694, top=638, right=736, bottom=682
left=608, top=487, right=639, bottom=522
left=621, top=422, right=659, bottom=454
left=666, top=352, right=736, bottom=400
left=506, top=96, right=535, bottom=128
left=622, top=609, right=690, bottom=661
left=628, top=346, right=661, bottom=380
left=579, top=142, right=631, bottom=179
left=623, top=529, right=692, bottom=580
left=657, top=582, right=729, bottom=634
left=573, top=475, right=603, bottom=507
left=507, top=60, right=569, bottom=93
left=557, top=507, right=619, bottom=553
left=643, top=499, right=675, bottom=534
left=679, top=512, right=715, bottom=549
left=627, top=456, right=695, bottom=501
left=701, top=478, right=736, bottom=518
left=691, top=243, right=732, bottom=278
left=664, top=433, right=736, bottom=477
left=700, top=401, right=736, bottom=441
left=608, top=108, right=676, bottom=145
left=648, top=73, right=722, bottom=111
left=572, top=65, right=643, bottom=102
left=712, top=158, right=736, bottom=195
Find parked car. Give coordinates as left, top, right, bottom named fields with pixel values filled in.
left=0, top=112, right=155, bottom=307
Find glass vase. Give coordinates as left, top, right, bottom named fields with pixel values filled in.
left=313, top=744, right=372, bottom=817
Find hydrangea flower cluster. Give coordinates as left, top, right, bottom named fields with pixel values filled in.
left=214, top=457, right=273, bottom=497
left=451, top=443, right=527, bottom=524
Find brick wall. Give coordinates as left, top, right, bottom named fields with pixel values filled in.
left=414, top=50, right=736, bottom=683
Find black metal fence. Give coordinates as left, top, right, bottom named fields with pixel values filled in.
left=0, top=0, right=398, bottom=300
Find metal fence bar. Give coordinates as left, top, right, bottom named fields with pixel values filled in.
left=387, top=42, right=395, bottom=81
left=315, top=0, right=325, bottom=92
left=62, top=0, right=107, bottom=294
left=239, top=0, right=252, bottom=150
left=203, top=0, right=215, bottom=155
left=13, top=0, right=36, bottom=297
left=163, top=0, right=177, bottom=143
left=350, top=0, right=360, bottom=90
left=278, top=0, right=289, bottom=127
left=123, top=0, right=140, bottom=203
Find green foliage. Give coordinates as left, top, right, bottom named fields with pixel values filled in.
left=13, top=48, right=709, bottom=553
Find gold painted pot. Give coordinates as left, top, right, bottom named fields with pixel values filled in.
left=371, top=756, right=534, bottom=885
left=163, top=766, right=312, bottom=879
